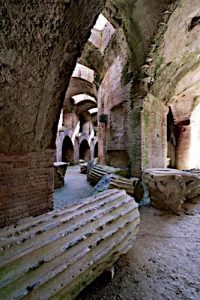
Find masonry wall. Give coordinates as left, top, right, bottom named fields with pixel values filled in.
left=0, top=1, right=104, bottom=227
left=0, top=150, right=54, bottom=227
left=98, top=54, right=131, bottom=169
left=142, top=94, right=168, bottom=170
left=176, top=125, right=191, bottom=170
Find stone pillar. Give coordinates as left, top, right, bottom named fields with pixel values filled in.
left=98, top=123, right=106, bottom=164
left=82, top=121, right=91, bottom=135
left=176, top=124, right=191, bottom=170
left=74, top=138, right=80, bottom=164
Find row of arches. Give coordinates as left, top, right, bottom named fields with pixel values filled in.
left=62, top=136, right=98, bottom=164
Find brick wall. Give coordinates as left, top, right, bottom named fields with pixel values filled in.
left=98, top=55, right=131, bottom=169
left=0, top=150, right=54, bottom=227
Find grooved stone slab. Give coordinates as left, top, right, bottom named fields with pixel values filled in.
left=0, top=189, right=140, bottom=300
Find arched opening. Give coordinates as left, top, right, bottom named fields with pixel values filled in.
left=62, top=136, right=74, bottom=165
left=79, top=139, right=90, bottom=161
left=167, top=107, right=176, bottom=168
left=188, top=103, right=200, bottom=168
left=94, top=142, right=98, bottom=158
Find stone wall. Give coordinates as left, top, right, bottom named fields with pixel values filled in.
left=142, top=94, right=168, bottom=169
left=0, top=150, right=54, bottom=227
left=139, top=0, right=200, bottom=171
left=0, top=0, right=104, bottom=226
left=97, top=27, right=131, bottom=169
left=176, top=124, right=191, bottom=170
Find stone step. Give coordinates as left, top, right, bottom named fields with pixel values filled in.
left=0, top=189, right=140, bottom=300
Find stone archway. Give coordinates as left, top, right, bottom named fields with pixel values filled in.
left=79, top=139, right=90, bottom=161
left=0, top=1, right=104, bottom=227
left=62, top=136, right=74, bottom=165
left=167, top=107, right=176, bottom=168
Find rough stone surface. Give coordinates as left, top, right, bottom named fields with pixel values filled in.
left=0, top=0, right=104, bottom=152
left=138, top=0, right=200, bottom=171
left=143, top=168, right=200, bottom=213
left=0, top=189, right=139, bottom=300
left=54, top=162, right=68, bottom=189
left=0, top=0, right=104, bottom=226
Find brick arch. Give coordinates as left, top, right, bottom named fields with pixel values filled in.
left=78, top=133, right=90, bottom=146
left=64, top=77, right=97, bottom=108
left=62, top=135, right=74, bottom=165
left=0, top=1, right=104, bottom=226
left=79, top=139, right=91, bottom=161
left=0, top=0, right=177, bottom=227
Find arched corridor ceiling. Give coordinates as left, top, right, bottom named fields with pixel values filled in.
left=64, top=77, right=97, bottom=108
left=72, top=63, right=94, bottom=83
left=72, top=94, right=96, bottom=105
left=75, top=101, right=97, bottom=115
left=104, top=0, right=172, bottom=70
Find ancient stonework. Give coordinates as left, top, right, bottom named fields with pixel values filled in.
left=88, top=164, right=143, bottom=200
left=143, top=168, right=200, bottom=213
left=0, top=1, right=104, bottom=226
left=0, top=189, right=139, bottom=299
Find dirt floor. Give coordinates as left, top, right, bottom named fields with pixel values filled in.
left=78, top=200, right=200, bottom=300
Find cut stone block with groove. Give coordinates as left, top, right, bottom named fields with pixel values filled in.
left=0, top=189, right=140, bottom=300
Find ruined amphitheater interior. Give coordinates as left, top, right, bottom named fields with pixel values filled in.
left=0, top=1, right=200, bottom=299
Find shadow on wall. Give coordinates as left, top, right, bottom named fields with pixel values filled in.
left=94, top=142, right=98, bottom=158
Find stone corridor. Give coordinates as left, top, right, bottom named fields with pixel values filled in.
left=54, top=165, right=94, bottom=209
left=1, top=0, right=200, bottom=299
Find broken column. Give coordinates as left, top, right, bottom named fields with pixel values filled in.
left=0, top=189, right=140, bottom=299
left=143, top=168, right=200, bottom=213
